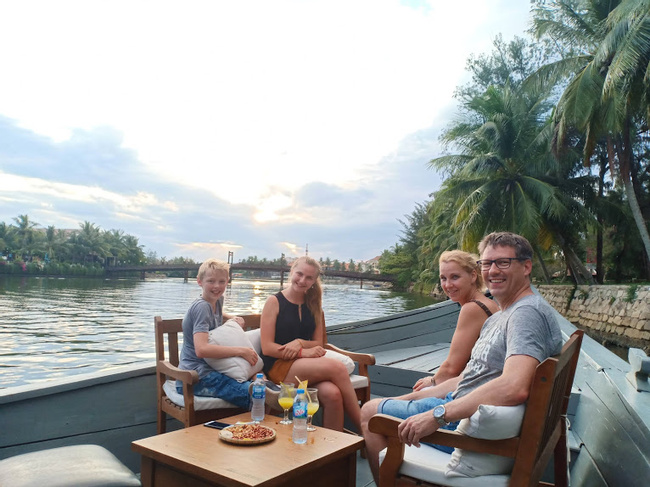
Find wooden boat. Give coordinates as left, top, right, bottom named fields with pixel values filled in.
left=1, top=298, right=649, bottom=486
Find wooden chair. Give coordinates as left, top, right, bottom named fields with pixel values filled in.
left=155, top=316, right=245, bottom=434
left=156, top=314, right=376, bottom=434
left=369, top=330, right=584, bottom=487
left=240, top=314, right=376, bottom=407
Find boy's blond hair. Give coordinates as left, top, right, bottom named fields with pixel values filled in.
left=197, top=259, right=230, bottom=281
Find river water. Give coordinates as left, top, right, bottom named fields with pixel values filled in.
left=0, top=276, right=438, bottom=390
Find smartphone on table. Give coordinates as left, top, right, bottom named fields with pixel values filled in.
left=204, top=420, right=231, bottom=430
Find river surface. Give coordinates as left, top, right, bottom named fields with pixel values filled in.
left=0, top=276, right=439, bottom=389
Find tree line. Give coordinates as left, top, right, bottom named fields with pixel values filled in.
left=0, top=215, right=368, bottom=277
left=380, top=0, right=650, bottom=290
left=0, top=215, right=146, bottom=275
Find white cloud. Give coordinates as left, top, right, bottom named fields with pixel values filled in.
left=0, top=0, right=532, bottom=260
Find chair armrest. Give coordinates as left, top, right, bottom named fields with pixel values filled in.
left=325, top=343, right=376, bottom=366
left=158, top=360, right=200, bottom=384
left=240, top=314, right=261, bottom=330
left=368, top=414, right=405, bottom=485
left=369, top=413, right=520, bottom=457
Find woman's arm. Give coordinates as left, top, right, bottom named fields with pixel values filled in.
left=413, top=301, right=488, bottom=391
left=299, top=311, right=326, bottom=358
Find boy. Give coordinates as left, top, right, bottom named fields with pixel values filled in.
left=178, top=258, right=276, bottom=408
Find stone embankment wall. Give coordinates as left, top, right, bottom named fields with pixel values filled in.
left=537, top=285, right=650, bottom=352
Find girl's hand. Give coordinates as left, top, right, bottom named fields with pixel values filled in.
left=279, top=339, right=302, bottom=359
left=302, top=346, right=326, bottom=358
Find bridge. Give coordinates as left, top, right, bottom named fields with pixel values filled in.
left=104, top=262, right=395, bottom=288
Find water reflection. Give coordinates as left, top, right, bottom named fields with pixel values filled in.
left=0, top=276, right=439, bottom=389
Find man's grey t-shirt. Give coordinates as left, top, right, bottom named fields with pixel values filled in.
left=179, top=296, right=224, bottom=379
left=453, top=294, right=563, bottom=399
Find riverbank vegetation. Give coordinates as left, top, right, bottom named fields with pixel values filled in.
left=0, top=216, right=146, bottom=276
left=380, top=0, right=649, bottom=290
left=0, top=215, right=366, bottom=278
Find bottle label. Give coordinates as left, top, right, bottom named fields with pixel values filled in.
left=293, top=402, right=307, bottom=418
left=252, top=385, right=265, bottom=399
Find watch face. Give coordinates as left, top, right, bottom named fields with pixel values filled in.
left=433, top=405, right=445, bottom=418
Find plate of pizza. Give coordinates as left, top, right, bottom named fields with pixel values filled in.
left=218, top=423, right=277, bottom=445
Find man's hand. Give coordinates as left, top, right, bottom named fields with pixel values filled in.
left=397, top=410, right=440, bottom=447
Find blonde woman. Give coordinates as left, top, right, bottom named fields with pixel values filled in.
left=412, top=250, right=498, bottom=390
left=260, top=256, right=360, bottom=432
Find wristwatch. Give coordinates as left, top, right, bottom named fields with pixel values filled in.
left=433, top=404, right=449, bottom=427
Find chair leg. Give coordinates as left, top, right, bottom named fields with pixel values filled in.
left=157, top=409, right=166, bottom=434
left=553, top=419, right=569, bottom=487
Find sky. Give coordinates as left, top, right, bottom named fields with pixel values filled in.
left=0, top=0, right=532, bottom=263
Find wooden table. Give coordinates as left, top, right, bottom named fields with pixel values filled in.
left=132, top=413, right=365, bottom=487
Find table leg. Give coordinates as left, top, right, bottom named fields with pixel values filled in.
left=140, top=456, right=154, bottom=487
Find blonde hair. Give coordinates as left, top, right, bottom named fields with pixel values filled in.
left=291, top=256, right=324, bottom=328
left=439, top=250, right=485, bottom=291
left=197, top=258, right=230, bottom=281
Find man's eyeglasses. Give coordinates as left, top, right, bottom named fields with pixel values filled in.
left=476, top=258, right=528, bottom=270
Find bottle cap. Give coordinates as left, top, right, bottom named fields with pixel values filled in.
left=297, top=388, right=305, bottom=394
left=256, top=373, right=263, bottom=378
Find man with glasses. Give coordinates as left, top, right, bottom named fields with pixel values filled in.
left=361, top=232, right=563, bottom=483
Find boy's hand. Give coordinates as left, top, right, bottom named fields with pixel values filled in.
left=239, top=347, right=259, bottom=366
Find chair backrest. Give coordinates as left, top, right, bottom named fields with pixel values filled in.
left=510, top=330, right=583, bottom=486
left=154, top=316, right=183, bottom=367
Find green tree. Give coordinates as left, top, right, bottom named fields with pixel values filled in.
left=430, top=81, right=596, bottom=283
left=12, top=214, right=40, bottom=259
left=544, top=0, right=650, bottom=274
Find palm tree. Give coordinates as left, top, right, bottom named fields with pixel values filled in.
left=540, top=0, right=650, bottom=273
left=429, top=83, right=596, bottom=283
left=122, top=235, right=145, bottom=265
left=12, top=214, right=39, bottom=260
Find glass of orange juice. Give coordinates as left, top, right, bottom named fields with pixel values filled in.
left=278, top=383, right=296, bottom=425
left=306, top=387, right=319, bottom=431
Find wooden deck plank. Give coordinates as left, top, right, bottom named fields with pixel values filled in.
left=327, top=302, right=460, bottom=353
left=374, top=344, right=450, bottom=372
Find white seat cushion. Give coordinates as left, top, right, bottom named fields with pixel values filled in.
left=349, top=374, right=369, bottom=389
left=163, top=379, right=238, bottom=410
left=0, top=444, right=141, bottom=487
left=379, top=445, right=509, bottom=487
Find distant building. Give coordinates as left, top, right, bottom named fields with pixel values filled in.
left=359, top=256, right=381, bottom=274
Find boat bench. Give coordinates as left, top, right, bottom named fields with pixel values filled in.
left=0, top=444, right=141, bottom=487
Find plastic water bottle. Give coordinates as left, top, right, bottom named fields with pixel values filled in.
left=251, top=373, right=265, bottom=422
left=292, top=388, right=308, bottom=444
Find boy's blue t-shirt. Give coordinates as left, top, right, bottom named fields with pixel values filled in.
left=179, top=296, right=224, bottom=378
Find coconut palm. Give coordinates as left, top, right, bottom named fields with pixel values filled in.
left=541, top=0, right=650, bottom=272
left=429, top=82, right=596, bottom=283
left=12, top=214, right=40, bottom=260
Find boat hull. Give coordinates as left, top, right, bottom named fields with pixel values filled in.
left=1, top=298, right=649, bottom=485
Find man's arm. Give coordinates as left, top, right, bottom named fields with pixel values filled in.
left=397, top=354, right=538, bottom=446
